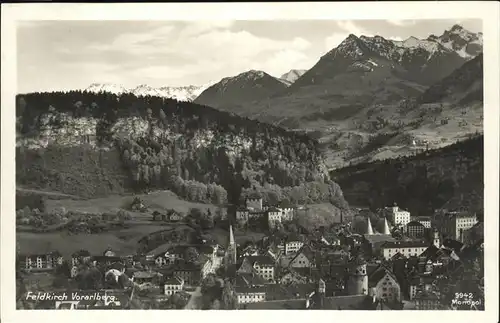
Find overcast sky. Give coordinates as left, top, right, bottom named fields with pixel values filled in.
left=17, top=19, right=481, bottom=93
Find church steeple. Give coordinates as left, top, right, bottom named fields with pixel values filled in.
left=229, top=224, right=235, bottom=246
left=383, top=217, right=390, bottom=235
left=366, top=217, right=374, bottom=235
left=225, top=224, right=237, bottom=267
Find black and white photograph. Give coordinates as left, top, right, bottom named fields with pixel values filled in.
left=1, top=2, right=499, bottom=321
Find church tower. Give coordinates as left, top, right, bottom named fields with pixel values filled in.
left=433, top=229, right=441, bottom=249
left=347, top=255, right=368, bottom=296
left=366, top=217, right=374, bottom=235
left=225, top=224, right=237, bottom=267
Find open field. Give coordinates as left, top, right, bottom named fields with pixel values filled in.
left=44, top=190, right=220, bottom=216
left=17, top=231, right=139, bottom=258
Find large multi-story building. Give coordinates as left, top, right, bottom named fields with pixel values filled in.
left=380, top=241, right=429, bottom=260
left=383, top=204, right=411, bottom=227
left=411, top=216, right=432, bottom=229
left=267, top=207, right=295, bottom=229
left=368, top=265, right=401, bottom=303
left=239, top=255, right=276, bottom=282
left=284, top=240, right=304, bottom=255
left=434, top=211, right=478, bottom=242
left=406, top=221, right=426, bottom=239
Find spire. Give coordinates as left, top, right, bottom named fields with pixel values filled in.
left=366, top=217, right=374, bottom=235
left=229, top=224, right=235, bottom=246
left=383, top=217, right=390, bottom=235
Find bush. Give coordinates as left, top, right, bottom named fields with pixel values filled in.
left=117, top=209, right=132, bottom=221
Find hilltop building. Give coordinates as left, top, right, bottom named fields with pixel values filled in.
left=383, top=203, right=411, bottom=227
left=246, top=192, right=264, bottom=211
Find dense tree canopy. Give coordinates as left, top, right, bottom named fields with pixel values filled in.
left=16, top=91, right=340, bottom=207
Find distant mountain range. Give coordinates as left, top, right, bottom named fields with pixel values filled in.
left=84, top=81, right=216, bottom=102
left=80, top=24, right=482, bottom=169
left=193, top=24, right=483, bottom=168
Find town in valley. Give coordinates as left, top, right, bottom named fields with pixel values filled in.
left=16, top=193, right=484, bottom=310
left=14, top=18, right=485, bottom=311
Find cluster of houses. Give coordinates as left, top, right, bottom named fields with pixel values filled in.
left=18, top=241, right=226, bottom=309
left=17, top=196, right=483, bottom=311
left=151, top=209, right=184, bottom=222
left=218, top=201, right=483, bottom=310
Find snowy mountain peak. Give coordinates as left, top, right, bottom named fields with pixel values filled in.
left=435, top=24, right=483, bottom=59
left=84, top=82, right=214, bottom=102
left=219, top=70, right=268, bottom=86
left=336, top=34, right=367, bottom=58
left=279, top=69, right=307, bottom=86
left=244, top=70, right=266, bottom=78
left=399, top=36, right=441, bottom=53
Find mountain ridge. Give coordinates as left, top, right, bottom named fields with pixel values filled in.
left=193, top=70, right=288, bottom=110
left=83, top=81, right=216, bottom=102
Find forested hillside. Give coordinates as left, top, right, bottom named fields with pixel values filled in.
left=330, top=135, right=483, bottom=218
left=16, top=91, right=346, bottom=209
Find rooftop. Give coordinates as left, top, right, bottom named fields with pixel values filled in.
left=244, top=299, right=307, bottom=309
left=164, top=276, right=183, bottom=286
left=245, top=255, right=275, bottom=266
left=236, top=272, right=268, bottom=287
left=363, top=234, right=395, bottom=244
left=368, top=264, right=398, bottom=288
left=407, top=221, right=426, bottom=227
left=133, top=271, right=157, bottom=279
left=234, top=286, right=267, bottom=294
left=318, top=295, right=373, bottom=310
left=381, top=240, right=429, bottom=249
left=247, top=192, right=263, bottom=199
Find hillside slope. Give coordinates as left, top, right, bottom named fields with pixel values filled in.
left=419, top=53, right=483, bottom=105
left=330, top=135, right=483, bottom=218
left=16, top=91, right=348, bottom=212
left=190, top=25, right=482, bottom=169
